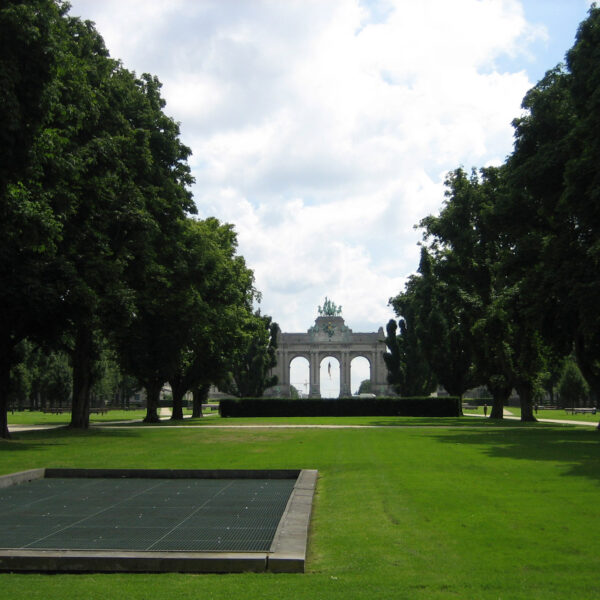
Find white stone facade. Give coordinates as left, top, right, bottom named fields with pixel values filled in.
left=267, top=315, right=390, bottom=398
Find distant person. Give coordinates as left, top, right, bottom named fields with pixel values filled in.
left=483, top=403, right=488, bottom=417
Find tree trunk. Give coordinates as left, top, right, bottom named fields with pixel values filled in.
left=0, top=358, right=11, bottom=439
left=487, top=380, right=512, bottom=419
left=444, top=381, right=467, bottom=416
left=516, top=381, right=537, bottom=422
left=170, top=377, right=186, bottom=421
left=192, top=384, right=209, bottom=418
left=70, top=326, right=95, bottom=429
left=144, top=381, right=161, bottom=423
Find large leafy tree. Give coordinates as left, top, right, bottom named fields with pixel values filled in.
left=40, top=16, right=137, bottom=429
left=0, top=0, right=63, bottom=193
left=557, top=357, right=590, bottom=409
left=419, top=167, right=549, bottom=420
left=115, top=217, right=191, bottom=424
left=225, top=312, right=280, bottom=398
left=0, top=0, right=68, bottom=438
left=563, top=6, right=600, bottom=408
left=419, top=168, right=507, bottom=415
left=382, top=310, right=436, bottom=398
left=505, top=5, right=600, bottom=423
left=8, top=341, right=72, bottom=411
left=24, top=14, right=195, bottom=429
left=392, top=247, right=476, bottom=402
left=168, top=218, right=258, bottom=419
left=117, top=216, right=254, bottom=423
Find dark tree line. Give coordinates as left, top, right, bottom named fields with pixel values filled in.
left=385, top=6, right=600, bottom=425
left=0, top=1, right=277, bottom=438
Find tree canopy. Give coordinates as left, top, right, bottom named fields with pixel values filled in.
left=386, top=5, right=600, bottom=424
left=0, top=2, right=263, bottom=437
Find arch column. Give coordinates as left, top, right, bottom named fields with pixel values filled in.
left=369, top=350, right=376, bottom=387
left=281, top=350, right=289, bottom=386
left=309, top=351, right=320, bottom=398
left=340, top=351, right=352, bottom=397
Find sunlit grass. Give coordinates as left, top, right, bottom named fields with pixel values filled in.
left=2, top=421, right=599, bottom=599
left=463, top=405, right=599, bottom=424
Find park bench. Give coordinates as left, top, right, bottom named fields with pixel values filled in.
left=564, top=407, right=596, bottom=414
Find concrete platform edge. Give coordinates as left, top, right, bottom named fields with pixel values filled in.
left=268, top=469, right=318, bottom=573
left=0, top=468, right=46, bottom=489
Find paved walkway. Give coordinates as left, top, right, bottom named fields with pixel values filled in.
left=8, top=413, right=598, bottom=433
left=7, top=424, right=66, bottom=433
left=504, top=415, right=597, bottom=427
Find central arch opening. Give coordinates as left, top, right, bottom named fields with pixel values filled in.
left=289, top=356, right=310, bottom=398
left=319, top=356, right=340, bottom=398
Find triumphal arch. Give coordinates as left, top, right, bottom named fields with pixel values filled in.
left=269, top=298, right=390, bottom=397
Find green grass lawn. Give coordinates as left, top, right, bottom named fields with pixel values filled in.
left=7, top=408, right=205, bottom=426
left=464, top=405, right=600, bottom=424
left=116, top=413, right=597, bottom=428
left=1, top=421, right=599, bottom=599
left=508, top=406, right=600, bottom=423
left=7, top=409, right=147, bottom=426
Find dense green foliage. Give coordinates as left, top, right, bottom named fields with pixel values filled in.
left=357, top=379, right=372, bottom=394
left=387, top=6, right=600, bottom=426
left=383, top=318, right=436, bottom=397
left=224, top=313, right=280, bottom=398
left=219, top=396, right=460, bottom=417
left=0, top=2, right=263, bottom=437
left=558, top=358, right=590, bottom=408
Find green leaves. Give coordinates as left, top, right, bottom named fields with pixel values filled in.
left=226, top=312, right=280, bottom=398
left=0, top=2, right=258, bottom=435
left=391, top=6, right=600, bottom=419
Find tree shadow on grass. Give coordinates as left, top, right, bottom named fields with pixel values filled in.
left=424, top=426, right=600, bottom=484
left=2, top=425, right=144, bottom=448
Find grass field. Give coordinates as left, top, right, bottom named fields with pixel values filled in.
left=6, top=409, right=197, bottom=426
left=464, top=405, right=600, bottom=423
left=1, top=420, right=599, bottom=599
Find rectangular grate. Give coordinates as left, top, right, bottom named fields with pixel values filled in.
left=0, top=478, right=296, bottom=553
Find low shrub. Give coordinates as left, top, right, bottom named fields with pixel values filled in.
left=219, top=396, right=460, bottom=418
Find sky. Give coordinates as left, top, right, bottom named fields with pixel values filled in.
left=67, top=0, right=594, bottom=343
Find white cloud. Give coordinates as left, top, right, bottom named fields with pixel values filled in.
left=68, top=0, right=546, bottom=332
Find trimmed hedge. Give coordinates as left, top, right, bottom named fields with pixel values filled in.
left=219, top=396, right=461, bottom=418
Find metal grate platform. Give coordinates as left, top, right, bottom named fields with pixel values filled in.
left=0, top=477, right=295, bottom=553
left=0, top=468, right=317, bottom=573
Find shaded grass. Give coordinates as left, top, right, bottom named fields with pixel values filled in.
left=7, top=410, right=147, bottom=426
left=1, top=424, right=599, bottom=599
left=7, top=408, right=208, bottom=426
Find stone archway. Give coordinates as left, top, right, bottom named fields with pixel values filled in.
left=350, top=355, right=371, bottom=395
left=268, top=299, right=391, bottom=398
